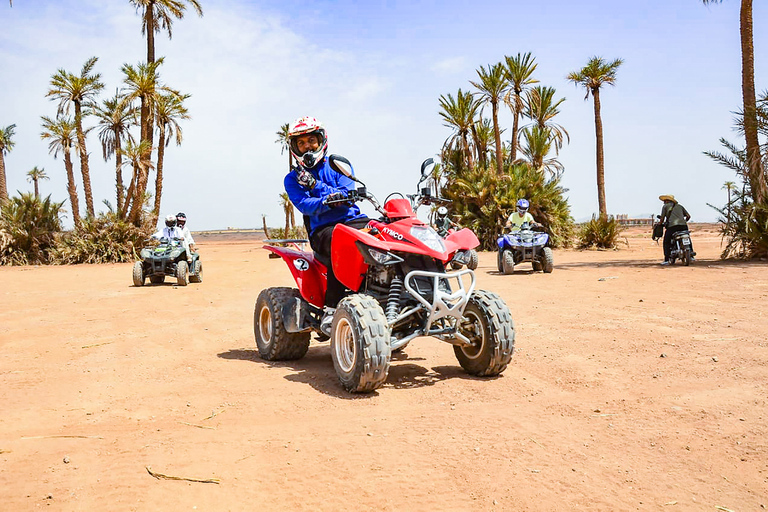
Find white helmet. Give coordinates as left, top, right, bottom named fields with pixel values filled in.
left=437, top=206, right=448, bottom=217
left=288, top=116, right=328, bottom=169
left=164, top=214, right=177, bottom=228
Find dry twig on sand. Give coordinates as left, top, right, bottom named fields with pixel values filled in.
left=179, top=421, right=216, bottom=430
left=146, top=466, right=220, bottom=484
left=82, top=341, right=114, bottom=349
left=21, top=435, right=103, bottom=440
left=202, top=408, right=227, bottom=421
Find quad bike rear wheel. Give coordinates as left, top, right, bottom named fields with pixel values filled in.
left=176, top=260, right=189, bottom=286
left=541, top=247, right=554, bottom=273
left=190, top=259, right=203, bottom=283
left=331, top=294, right=391, bottom=393
left=454, top=290, right=515, bottom=376
left=496, top=250, right=503, bottom=273
left=501, top=249, right=515, bottom=275
left=132, top=262, right=145, bottom=287
left=682, top=249, right=692, bottom=266
left=254, top=287, right=310, bottom=360
left=467, top=249, right=479, bottom=270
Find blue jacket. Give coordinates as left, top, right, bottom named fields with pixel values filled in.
left=284, top=157, right=366, bottom=234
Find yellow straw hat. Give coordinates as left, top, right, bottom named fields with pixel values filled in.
left=658, top=194, right=677, bottom=203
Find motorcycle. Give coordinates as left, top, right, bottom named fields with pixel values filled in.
left=407, top=164, right=478, bottom=270
left=255, top=156, right=515, bottom=393
left=652, top=216, right=694, bottom=266
left=496, top=222, right=553, bottom=274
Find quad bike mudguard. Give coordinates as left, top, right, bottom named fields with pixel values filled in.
left=263, top=244, right=327, bottom=308
left=330, top=223, right=390, bottom=292
left=445, top=227, right=479, bottom=249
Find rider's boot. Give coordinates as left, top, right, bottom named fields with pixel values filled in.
left=320, top=307, right=336, bottom=336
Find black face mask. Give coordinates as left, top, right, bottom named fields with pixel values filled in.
left=302, top=153, right=315, bottom=168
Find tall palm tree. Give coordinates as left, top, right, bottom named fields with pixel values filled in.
left=26, top=167, right=49, bottom=199
left=152, top=90, right=190, bottom=225
left=702, top=0, right=765, bottom=204
left=46, top=57, right=104, bottom=217
left=470, top=63, right=509, bottom=176
left=40, top=115, right=81, bottom=226
left=92, top=91, right=137, bottom=216
left=275, top=123, right=293, bottom=171
left=523, top=86, right=569, bottom=153
left=129, top=0, right=203, bottom=64
left=567, top=56, right=623, bottom=218
left=438, top=89, right=481, bottom=170
left=121, top=59, right=168, bottom=224
left=470, top=118, right=495, bottom=169
left=0, top=124, right=16, bottom=203
left=518, top=125, right=564, bottom=178
left=503, top=52, right=538, bottom=162
left=121, top=138, right=155, bottom=222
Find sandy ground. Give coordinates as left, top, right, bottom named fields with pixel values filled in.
left=1, top=225, right=767, bottom=511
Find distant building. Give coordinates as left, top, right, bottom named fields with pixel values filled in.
left=615, top=214, right=654, bottom=226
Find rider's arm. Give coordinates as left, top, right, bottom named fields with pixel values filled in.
left=682, top=205, right=691, bottom=222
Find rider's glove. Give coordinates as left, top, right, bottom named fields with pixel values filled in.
left=324, top=191, right=351, bottom=207
left=295, top=168, right=316, bottom=190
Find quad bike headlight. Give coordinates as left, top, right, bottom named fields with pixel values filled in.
left=355, top=242, right=404, bottom=266
left=409, top=225, right=446, bottom=253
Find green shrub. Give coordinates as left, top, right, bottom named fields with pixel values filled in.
left=0, top=193, right=64, bottom=265
left=268, top=226, right=307, bottom=240
left=711, top=197, right=768, bottom=259
left=52, top=212, right=153, bottom=264
left=577, top=215, right=625, bottom=249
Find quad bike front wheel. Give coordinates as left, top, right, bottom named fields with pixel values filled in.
left=454, top=290, right=515, bottom=376
left=541, top=247, right=554, bottom=273
left=132, top=262, right=145, bottom=287
left=501, top=249, right=515, bottom=275
left=331, top=294, right=391, bottom=393
left=190, top=259, right=203, bottom=283
left=176, top=260, right=189, bottom=286
left=254, top=287, right=310, bottom=360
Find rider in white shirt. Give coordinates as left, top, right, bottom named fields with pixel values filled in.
left=152, top=214, right=183, bottom=241
left=175, top=212, right=196, bottom=263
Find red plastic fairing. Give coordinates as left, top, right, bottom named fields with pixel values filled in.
left=445, top=227, right=480, bottom=250
left=383, top=198, right=414, bottom=219
left=331, top=224, right=391, bottom=291
left=263, top=245, right=327, bottom=308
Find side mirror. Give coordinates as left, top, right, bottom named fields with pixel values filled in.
left=420, top=157, right=434, bottom=177
left=421, top=187, right=431, bottom=197
left=328, top=154, right=355, bottom=179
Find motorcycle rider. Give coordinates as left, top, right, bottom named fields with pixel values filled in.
left=505, top=199, right=542, bottom=231
left=432, top=206, right=458, bottom=237
left=658, top=194, right=695, bottom=265
left=152, top=214, right=183, bottom=241
left=175, top=212, right=196, bottom=264
left=283, top=116, right=369, bottom=335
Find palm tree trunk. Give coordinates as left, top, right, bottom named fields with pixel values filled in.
left=461, top=133, right=474, bottom=170
left=129, top=157, right=150, bottom=225
left=262, top=215, right=269, bottom=238
left=152, top=125, right=166, bottom=227
left=284, top=210, right=290, bottom=238
left=145, top=3, right=156, bottom=63
left=740, top=0, right=765, bottom=204
left=115, top=135, right=124, bottom=215
left=727, top=187, right=732, bottom=226
left=0, top=154, right=8, bottom=203
left=74, top=101, right=94, bottom=217
left=124, top=165, right=137, bottom=220
left=510, top=93, right=521, bottom=162
left=63, top=147, right=81, bottom=227
left=492, top=100, right=503, bottom=176
left=33, top=179, right=39, bottom=199
left=592, top=87, right=607, bottom=218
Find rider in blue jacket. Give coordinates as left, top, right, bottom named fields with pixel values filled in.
left=284, top=116, right=369, bottom=333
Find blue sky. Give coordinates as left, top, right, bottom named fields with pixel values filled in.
left=1, top=0, right=765, bottom=230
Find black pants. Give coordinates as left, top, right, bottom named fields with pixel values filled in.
left=309, top=217, right=370, bottom=308
left=663, top=224, right=690, bottom=261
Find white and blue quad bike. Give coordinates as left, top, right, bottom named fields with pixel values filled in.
left=496, top=223, right=554, bottom=274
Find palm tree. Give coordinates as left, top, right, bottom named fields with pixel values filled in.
left=503, top=52, right=538, bottom=162
left=470, top=63, right=509, bottom=176
left=46, top=57, right=105, bottom=217
left=470, top=118, right=495, bottom=169
left=40, top=115, right=81, bottom=226
left=121, top=138, right=155, bottom=223
left=92, top=91, right=137, bottom=216
left=523, top=86, right=569, bottom=153
left=279, top=192, right=295, bottom=237
left=0, top=124, right=16, bottom=204
left=26, top=167, right=49, bottom=199
left=438, top=89, right=481, bottom=169
left=702, top=0, right=764, bottom=204
left=567, top=56, right=624, bottom=218
left=152, top=90, right=190, bottom=225
left=723, top=180, right=737, bottom=226
left=518, top=125, right=564, bottom=178
left=275, top=123, right=293, bottom=171
left=129, top=0, right=203, bottom=64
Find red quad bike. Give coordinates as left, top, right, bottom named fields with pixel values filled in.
left=254, top=156, right=515, bottom=393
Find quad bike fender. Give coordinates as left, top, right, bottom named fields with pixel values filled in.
left=445, top=228, right=479, bottom=250
left=331, top=223, right=391, bottom=291
left=263, top=245, right=327, bottom=308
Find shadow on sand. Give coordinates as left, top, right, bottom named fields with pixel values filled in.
left=483, top=256, right=765, bottom=272
left=218, top=344, right=489, bottom=397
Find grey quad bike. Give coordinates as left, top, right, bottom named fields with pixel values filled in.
left=133, top=237, right=202, bottom=286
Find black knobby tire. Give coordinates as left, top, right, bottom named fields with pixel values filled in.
left=532, top=259, right=542, bottom=272
left=450, top=260, right=463, bottom=270
left=132, top=262, right=145, bottom=287
left=330, top=294, right=391, bottom=393
left=497, top=250, right=503, bottom=273
left=541, top=247, right=554, bottom=273
left=176, top=260, right=189, bottom=286
left=682, top=250, right=691, bottom=266
left=190, top=259, right=203, bottom=283
left=254, top=287, right=311, bottom=360
left=467, top=249, right=479, bottom=270
left=149, top=275, right=165, bottom=284
left=501, top=249, right=515, bottom=275
left=453, top=290, right=515, bottom=376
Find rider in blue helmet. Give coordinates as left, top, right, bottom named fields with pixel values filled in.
left=505, top=199, right=542, bottom=231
